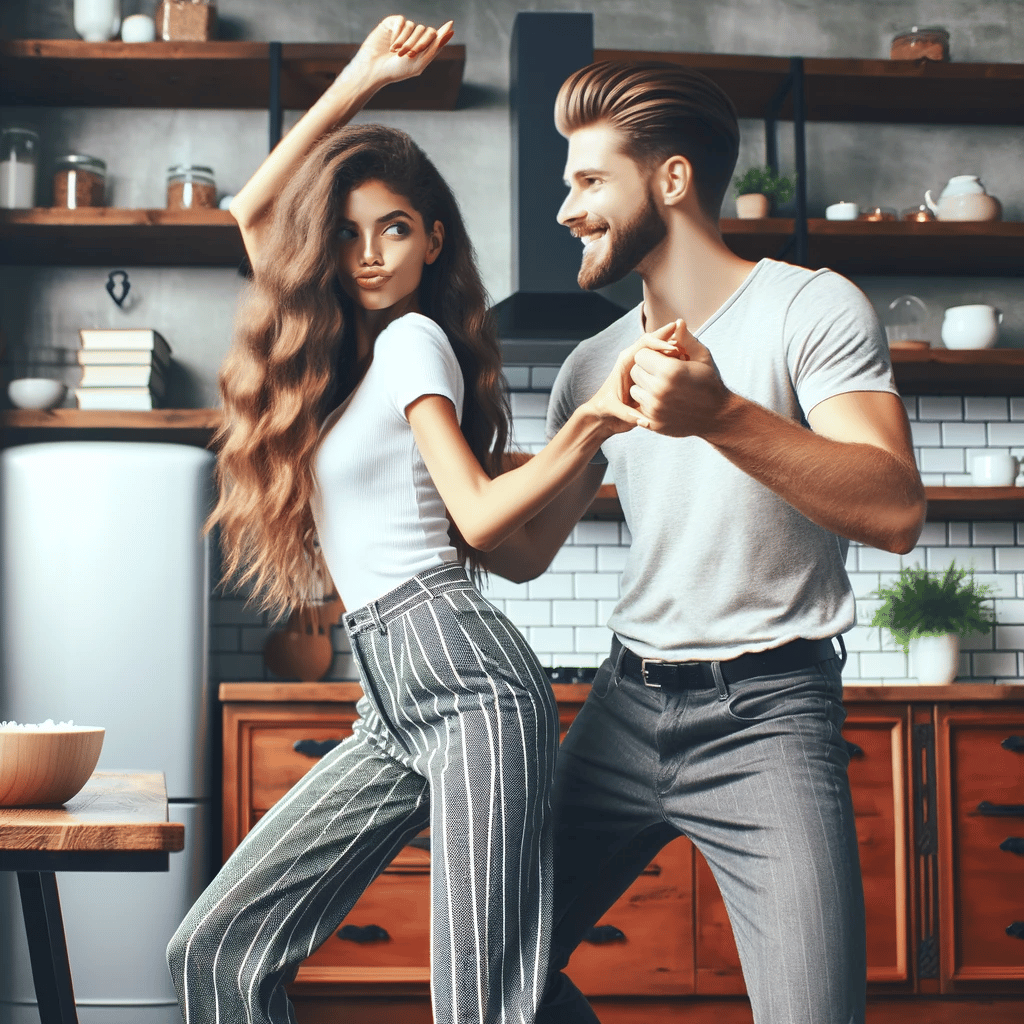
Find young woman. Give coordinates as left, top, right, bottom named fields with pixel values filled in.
left=166, top=16, right=676, bottom=1024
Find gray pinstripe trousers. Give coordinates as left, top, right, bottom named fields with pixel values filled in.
left=537, top=642, right=866, bottom=1024
left=167, top=562, right=558, bottom=1024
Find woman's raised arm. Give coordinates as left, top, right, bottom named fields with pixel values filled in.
left=229, top=15, right=454, bottom=265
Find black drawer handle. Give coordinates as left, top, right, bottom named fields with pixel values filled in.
left=1000, top=837, right=1024, bottom=856
left=583, top=924, right=626, bottom=945
left=337, top=924, right=391, bottom=944
left=978, top=801, right=1024, bottom=818
left=844, top=740, right=865, bottom=758
left=1003, top=736, right=1024, bottom=753
left=293, top=738, right=341, bottom=759
left=1007, top=922, right=1024, bottom=940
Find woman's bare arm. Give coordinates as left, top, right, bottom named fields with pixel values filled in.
left=229, top=15, right=454, bottom=265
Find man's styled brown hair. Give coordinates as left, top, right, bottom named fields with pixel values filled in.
left=555, top=61, right=740, bottom=219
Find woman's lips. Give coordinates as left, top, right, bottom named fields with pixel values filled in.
left=354, top=274, right=390, bottom=289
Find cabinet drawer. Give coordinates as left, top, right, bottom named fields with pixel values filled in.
left=939, top=710, right=1024, bottom=987
left=249, top=720, right=353, bottom=811
left=565, top=836, right=694, bottom=996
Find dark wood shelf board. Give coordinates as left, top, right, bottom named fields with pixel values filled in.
left=594, top=49, right=1024, bottom=125
left=0, top=208, right=245, bottom=266
left=892, top=349, right=1024, bottom=395
left=585, top=484, right=1024, bottom=523
left=1, top=408, right=220, bottom=447
left=721, top=219, right=1024, bottom=276
left=0, top=40, right=466, bottom=110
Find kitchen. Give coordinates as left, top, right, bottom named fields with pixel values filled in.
left=2, top=0, right=1024, bottom=1021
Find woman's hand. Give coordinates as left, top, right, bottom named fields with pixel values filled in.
left=337, top=15, right=455, bottom=95
left=585, top=321, right=683, bottom=433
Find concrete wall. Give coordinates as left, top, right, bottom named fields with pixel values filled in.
left=3, top=0, right=1024, bottom=684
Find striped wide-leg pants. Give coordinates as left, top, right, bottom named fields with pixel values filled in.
left=167, top=562, right=558, bottom=1024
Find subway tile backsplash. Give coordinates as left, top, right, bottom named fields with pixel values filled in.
left=210, top=388, right=1024, bottom=687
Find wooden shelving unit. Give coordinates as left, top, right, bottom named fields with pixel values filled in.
left=720, top=219, right=1024, bottom=276
left=890, top=349, right=1024, bottom=395
left=593, top=49, right=1024, bottom=125
left=0, top=207, right=244, bottom=266
left=0, top=39, right=466, bottom=110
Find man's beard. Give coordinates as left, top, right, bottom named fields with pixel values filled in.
left=577, top=190, right=667, bottom=290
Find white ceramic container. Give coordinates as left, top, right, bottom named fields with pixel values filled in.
left=74, top=0, right=121, bottom=42
left=941, top=304, right=1002, bottom=349
left=121, top=13, right=156, bottom=42
left=825, top=201, right=859, bottom=220
left=925, top=175, right=1002, bottom=221
left=971, top=452, right=1020, bottom=487
left=909, top=634, right=959, bottom=685
left=7, top=377, right=67, bottom=410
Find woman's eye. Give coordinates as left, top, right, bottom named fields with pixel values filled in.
left=337, top=226, right=356, bottom=241
left=384, top=222, right=410, bottom=236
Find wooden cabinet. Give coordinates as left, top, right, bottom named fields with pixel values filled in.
left=221, top=683, right=1024, bottom=1022
left=937, top=706, right=1024, bottom=990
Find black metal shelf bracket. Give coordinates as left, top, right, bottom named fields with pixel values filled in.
left=269, top=41, right=283, bottom=152
left=763, top=56, right=808, bottom=267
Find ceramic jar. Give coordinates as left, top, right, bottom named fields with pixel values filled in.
left=74, top=0, right=121, bottom=41
left=941, top=304, right=1002, bottom=349
left=909, top=634, right=959, bottom=685
left=735, top=193, right=770, bottom=218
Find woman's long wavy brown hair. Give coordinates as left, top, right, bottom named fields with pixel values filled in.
left=207, top=124, right=510, bottom=620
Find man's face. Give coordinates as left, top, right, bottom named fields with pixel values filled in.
left=557, top=123, right=667, bottom=290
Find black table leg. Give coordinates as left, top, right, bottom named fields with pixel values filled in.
left=16, top=871, right=79, bottom=1024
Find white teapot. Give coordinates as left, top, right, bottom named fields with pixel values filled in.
left=925, top=175, right=1002, bottom=221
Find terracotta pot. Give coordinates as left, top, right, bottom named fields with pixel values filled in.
left=909, top=634, right=960, bottom=685
left=263, top=596, right=344, bottom=681
left=735, top=192, right=770, bottom=219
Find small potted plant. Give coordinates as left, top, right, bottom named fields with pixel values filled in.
left=869, top=563, right=995, bottom=684
left=732, top=165, right=796, bottom=219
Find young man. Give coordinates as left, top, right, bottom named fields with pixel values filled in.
left=487, top=61, right=926, bottom=1024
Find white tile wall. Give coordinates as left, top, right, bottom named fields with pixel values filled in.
left=209, top=388, right=1024, bottom=685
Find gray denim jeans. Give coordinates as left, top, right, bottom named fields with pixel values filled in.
left=537, top=642, right=866, bottom=1024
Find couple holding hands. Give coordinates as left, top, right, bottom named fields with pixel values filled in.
left=167, top=15, right=925, bottom=1024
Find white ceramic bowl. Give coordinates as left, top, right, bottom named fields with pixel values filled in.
left=7, top=377, right=68, bottom=410
left=0, top=725, right=105, bottom=807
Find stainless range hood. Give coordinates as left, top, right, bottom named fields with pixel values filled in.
left=491, top=12, right=626, bottom=366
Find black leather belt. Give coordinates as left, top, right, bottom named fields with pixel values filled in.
left=618, top=637, right=838, bottom=691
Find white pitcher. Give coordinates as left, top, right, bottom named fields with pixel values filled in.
left=925, top=175, right=1002, bottom=221
left=941, top=304, right=1003, bottom=349
left=74, top=0, right=121, bottom=42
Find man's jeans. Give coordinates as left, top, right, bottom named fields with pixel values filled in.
left=537, top=645, right=866, bottom=1024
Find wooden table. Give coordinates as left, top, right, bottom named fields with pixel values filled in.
left=0, top=771, right=185, bottom=1024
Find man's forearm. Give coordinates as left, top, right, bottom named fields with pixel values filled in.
left=706, top=394, right=926, bottom=554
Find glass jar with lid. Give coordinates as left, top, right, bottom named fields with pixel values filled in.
left=155, top=0, right=217, bottom=41
left=1, top=127, right=40, bottom=209
left=166, top=165, right=217, bottom=210
left=53, top=154, right=107, bottom=208
left=890, top=26, right=950, bottom=62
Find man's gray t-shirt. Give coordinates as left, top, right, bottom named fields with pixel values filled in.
left=546, top=258, right=898, bottom=661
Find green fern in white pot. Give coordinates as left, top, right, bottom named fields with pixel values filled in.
left=869, top=563, right=995, bottom=684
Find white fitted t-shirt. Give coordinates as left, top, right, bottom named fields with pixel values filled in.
left=547, top=259, right=898, bottom=661
left=312, top=312, right=464, bottom=611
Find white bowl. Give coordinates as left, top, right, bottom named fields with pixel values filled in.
left=0, top=725, right=105, bottom=807
left=7, top=377, right=68, bottom=410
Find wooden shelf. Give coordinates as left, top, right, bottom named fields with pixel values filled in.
left=594, top=49, right=1024, bottom=125
left=721, top=219, right=1024, bottom=276
left=0, top=40, right=466, bottom=110
left=0, top=408, right=220, bottom=446
left=0, top=208, right=245, bottom=266
left=891, top=349, right=1024, bottom=395
left=585, top=484, right=1024, bottom=523
left=6, top=211, right=1022, bottom=272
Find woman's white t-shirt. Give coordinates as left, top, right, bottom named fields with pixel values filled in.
left=312, top=312, right=465, bottom=611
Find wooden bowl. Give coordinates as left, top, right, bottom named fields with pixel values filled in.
left=0, top=726, right=105, bottom=807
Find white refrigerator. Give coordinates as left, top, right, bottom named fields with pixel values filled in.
left=0, top=441, right=215, bottom=1024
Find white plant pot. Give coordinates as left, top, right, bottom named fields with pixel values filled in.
left=735, top=193, right=770, bottom=219
left=909, top=634, right=960, bottom=685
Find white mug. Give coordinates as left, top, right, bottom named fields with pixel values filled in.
left=971, top=452, right=1020, bottom=487
left=942, top=304, right=1003, bottom=350
left=825, top=201, right=859, bottom=221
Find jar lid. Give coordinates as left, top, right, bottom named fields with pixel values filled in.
left=893, top=25, right=950, bottom=39
left=1, top=126, right=41, bottom=141
left=167, top=164, right=215, bottom=177
left=55, top=153, right=107, bottom=174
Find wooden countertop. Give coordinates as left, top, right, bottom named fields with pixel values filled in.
left=0, top=771, right=184, bottom=852
left=221, top=681, right=1024, bottom=704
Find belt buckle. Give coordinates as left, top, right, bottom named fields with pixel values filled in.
left=640, top=659, right=664, bottom=688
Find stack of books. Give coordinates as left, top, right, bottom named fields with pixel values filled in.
left=75, top=329, right=171, bottom=410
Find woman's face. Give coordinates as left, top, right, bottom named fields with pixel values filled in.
left=335, top=179, right=443, bottom=313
